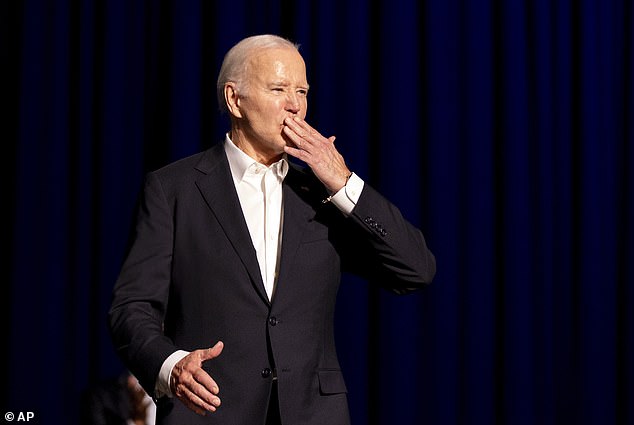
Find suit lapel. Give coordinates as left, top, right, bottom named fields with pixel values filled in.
left=275, top=166, right=324, bottom=301
left=194, top=144, right=269, bottom=305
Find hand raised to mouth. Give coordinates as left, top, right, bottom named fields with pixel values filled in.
left=283, top=116, right=351, bottom=193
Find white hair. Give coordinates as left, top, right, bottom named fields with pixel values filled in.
left=216, top=34, right=300, bottom=113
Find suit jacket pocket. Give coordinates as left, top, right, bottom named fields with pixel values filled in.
left=318, top=369, right=348, bottom=395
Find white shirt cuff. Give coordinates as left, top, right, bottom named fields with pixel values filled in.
left=331, top=173, right=364, bottom=216
left=155, top=350, right=190, bottom=398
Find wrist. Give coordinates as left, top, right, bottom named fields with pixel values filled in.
left=323, top=171, right=353, bottom=204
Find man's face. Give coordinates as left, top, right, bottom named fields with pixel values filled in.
left=232, top=47, right=309, bottom=163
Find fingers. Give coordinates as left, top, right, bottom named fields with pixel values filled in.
left=283, top=117, right=338, bottom=150
left=171, top=342, right=224, bottom=416
left=176, top=383, right=219, bottom=415
left=173, top=368, right=221, bottom=414
left=191, top=363, right=221, bottom=396
left=283, top=116, right=327, bottom=151
left=284, top=115, right=315, bottom=137
left=200, top=340, right=224, bottom=361
left=282, top=116, right=350, bottom=192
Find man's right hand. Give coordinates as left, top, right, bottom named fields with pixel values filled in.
left=170, top=341, right=224, bottom=415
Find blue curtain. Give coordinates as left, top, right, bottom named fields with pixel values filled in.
left=5, top=1, right=633, bottom=424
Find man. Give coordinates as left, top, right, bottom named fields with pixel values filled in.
left=81, top=371, right=156, bottom=425
left=109, top=34, right=436, bottom=425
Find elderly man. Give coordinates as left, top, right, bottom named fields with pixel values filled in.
left=109, top=34, right=436, bottom=425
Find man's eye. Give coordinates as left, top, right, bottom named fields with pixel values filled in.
left=272, top=88, right=284, bottom=92
left=297, top=90, right=308, bottom=96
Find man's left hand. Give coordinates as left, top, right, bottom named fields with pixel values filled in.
left=283, top=117, right=351, bottom=193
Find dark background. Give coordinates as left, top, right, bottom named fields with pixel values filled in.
left=3, top=0, right=633, bottom=424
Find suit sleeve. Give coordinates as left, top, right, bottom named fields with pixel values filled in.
left=340, top=182, right=436, bottom=293
left=108, top=172, right=178, bottom=396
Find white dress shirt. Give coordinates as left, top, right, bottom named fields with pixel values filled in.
left=126, top=392, right=156, bottom=425
left=224, top=135, right=288, bottom=300
left=155, top=134, right=364, bottom=398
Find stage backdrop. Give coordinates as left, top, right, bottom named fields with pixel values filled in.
left=4, top=0, right=633, bottom=424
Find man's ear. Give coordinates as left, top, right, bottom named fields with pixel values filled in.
left=224, top=83, right=243, bottom=119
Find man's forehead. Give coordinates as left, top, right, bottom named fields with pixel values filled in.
left=249, top=47, right=303, bottom=64
left=247, top=48, right=307, bottom=81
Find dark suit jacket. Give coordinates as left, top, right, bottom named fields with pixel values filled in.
left=109, top=142, right=436, bottom=425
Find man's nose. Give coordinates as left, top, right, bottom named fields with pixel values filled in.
left=285, top=93, right=300, bottom=113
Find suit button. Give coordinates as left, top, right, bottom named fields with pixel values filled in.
left=268, top=317, right=278, bottom=326
left=261, top=368, right=272, bottom=378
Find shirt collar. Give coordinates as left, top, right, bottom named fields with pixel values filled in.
left=223, top=133, right=289, bottom=184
